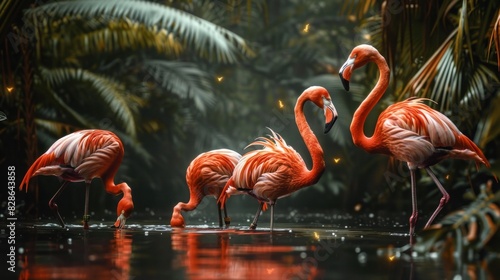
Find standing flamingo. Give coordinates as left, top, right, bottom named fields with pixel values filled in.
left=218, top=86, right=338, bottom=230
left=338, top=44, right=490, bottom=242
left=170, top=149, right=242, bottom=228
left=20, top=129, right=134, bottom=229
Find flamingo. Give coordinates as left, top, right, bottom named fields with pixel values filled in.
left=218, top=86, right=338, bottom=230
left=170, top=149, right=242, bottom=228
left=338, top=44, right=490, bottom=242
left=20, top=129, right=134, bottom=229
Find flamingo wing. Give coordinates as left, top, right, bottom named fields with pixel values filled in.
left=378, top=98, right=488, bottom=167
left=20, top=130, right=123, bottom=191
left=186, top=149, right=241, bottom=197
left=231, top=130, right=306, bottom=202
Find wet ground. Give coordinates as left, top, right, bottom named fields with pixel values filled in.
left=2, top=211, right=498, bottom=279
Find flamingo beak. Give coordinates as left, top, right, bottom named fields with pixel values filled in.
left=339, top=57, right=355, bottom=91
left=324, top=99, right=338, bottom=133
left=112, top=211, right=127, bottom=229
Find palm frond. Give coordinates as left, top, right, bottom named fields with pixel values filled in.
left=477, top=95, right=500, bottom=148
left=34, top=119, right=80, bottom=138
left=26, top=0, right=254, bottom=63
left=63, top=19, right=183, bottom=58
left=142, top=60, right=215, bottom=112
left=40, top=67, right=139, bottom=137
left=401, top=30, right=456, bottom=103
left=488, top=10, right=500, bottom=71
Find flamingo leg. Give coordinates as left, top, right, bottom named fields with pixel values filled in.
left=217, top=201, right=223, bottom=228
left=83, top=182, right=90, bottom=229
left=223, top=203, right=231, bottom=227
left=48, top=181, right=69, bottom=228
left=424, top=167, right=449, bottom=229
left=269, top=203, right=275, bottom=232
left=250, top=202, right=265, bottom=230
left=408, top=168, right=418, bottom=245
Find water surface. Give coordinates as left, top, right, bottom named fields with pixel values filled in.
left=4, top=212, right=497, bottom=279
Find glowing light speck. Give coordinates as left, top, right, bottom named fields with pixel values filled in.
left=333, top=157, right=341, bottom=163
left=303, top=23, right=310, bottom=33
left=278, top=100, right=284, bottom=109
left=217, top=76, right=224, bottom=82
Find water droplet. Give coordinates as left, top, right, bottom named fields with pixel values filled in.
left=145, top=231, right=149, bottom=236
left=341, top=236, right=345, bottom=241
left=300, top=252, right=307, bottom=259
left=357, top=252, right=367, bottom=264
left=67, top=238, right=72, bottom=245
left=355, top=247, right=361, bottom=253
left=18, top=247, right=24, bottom=254
left=59, top=244, right=64, bottom=249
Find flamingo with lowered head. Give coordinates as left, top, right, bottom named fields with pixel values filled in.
left=170, top=149, right=241, bottom=228
left=20, top=129, right=134, bottom=229
left=218, top=86, right=338, bottom=230
left=338, top=44, right=490, bottom=243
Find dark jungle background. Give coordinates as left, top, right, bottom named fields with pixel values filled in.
left=1, top=0, right=499, bottom=236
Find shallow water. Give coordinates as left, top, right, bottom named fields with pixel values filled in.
left=3, top=212, right=498, bottom=279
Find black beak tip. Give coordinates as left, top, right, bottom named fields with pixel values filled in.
left=339, top=73, right=350, bottom=91
left=324, top=117, right=337, bottom=134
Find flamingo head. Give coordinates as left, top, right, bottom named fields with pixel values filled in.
left=304, top=86, right=338, bottom=133
left=170, top=209, right=186, bottom=228
left=339, top=44, right=379, bottom=91
left=113, top=195, right=134, bottom=229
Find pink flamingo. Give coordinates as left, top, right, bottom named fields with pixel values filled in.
left=170, top=149, right=241, bottom=228
left=20, top=129, right=134, bottom=229
left=339, top=44, right=490, bottom=242
left=219, top=86, right=338, bottom=230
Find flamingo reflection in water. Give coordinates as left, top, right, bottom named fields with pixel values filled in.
left=19, top=230, right=133, bottom=280
left=171, top=230, right=319, bottom=280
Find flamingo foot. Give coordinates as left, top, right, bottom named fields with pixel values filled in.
left=250, top=223, right=257, bottom=230
left=408, top=213, right=418, bottom=245
left=83, top=215, right=90, bottom=230
left=224, top=217, right=231, bottom=227
left=49, top=202, right=66, bottom=228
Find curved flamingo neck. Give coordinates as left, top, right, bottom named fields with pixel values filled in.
left=351, top=51, right=390, bottom=152
left=294, top=94, right=325, bottom=186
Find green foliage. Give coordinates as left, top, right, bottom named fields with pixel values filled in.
left=27, top=0, right=254, bottom=63
left=415, top=181, right=500, bottom=257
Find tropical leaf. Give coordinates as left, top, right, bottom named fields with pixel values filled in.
left=477, top=95, right=500, bottom=148
left=415, top=181, right=500, bottom=257
left=0, top=111, right=6, bottom=121
left=57, top=19, right=184, bottom=58
left=487, top=9, right=500, bottom=70
left=40, top=67, right=139, bottom=137
left=26, top=0, right=254, bottom=63
left=142, top=60, right=215, bottom=112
